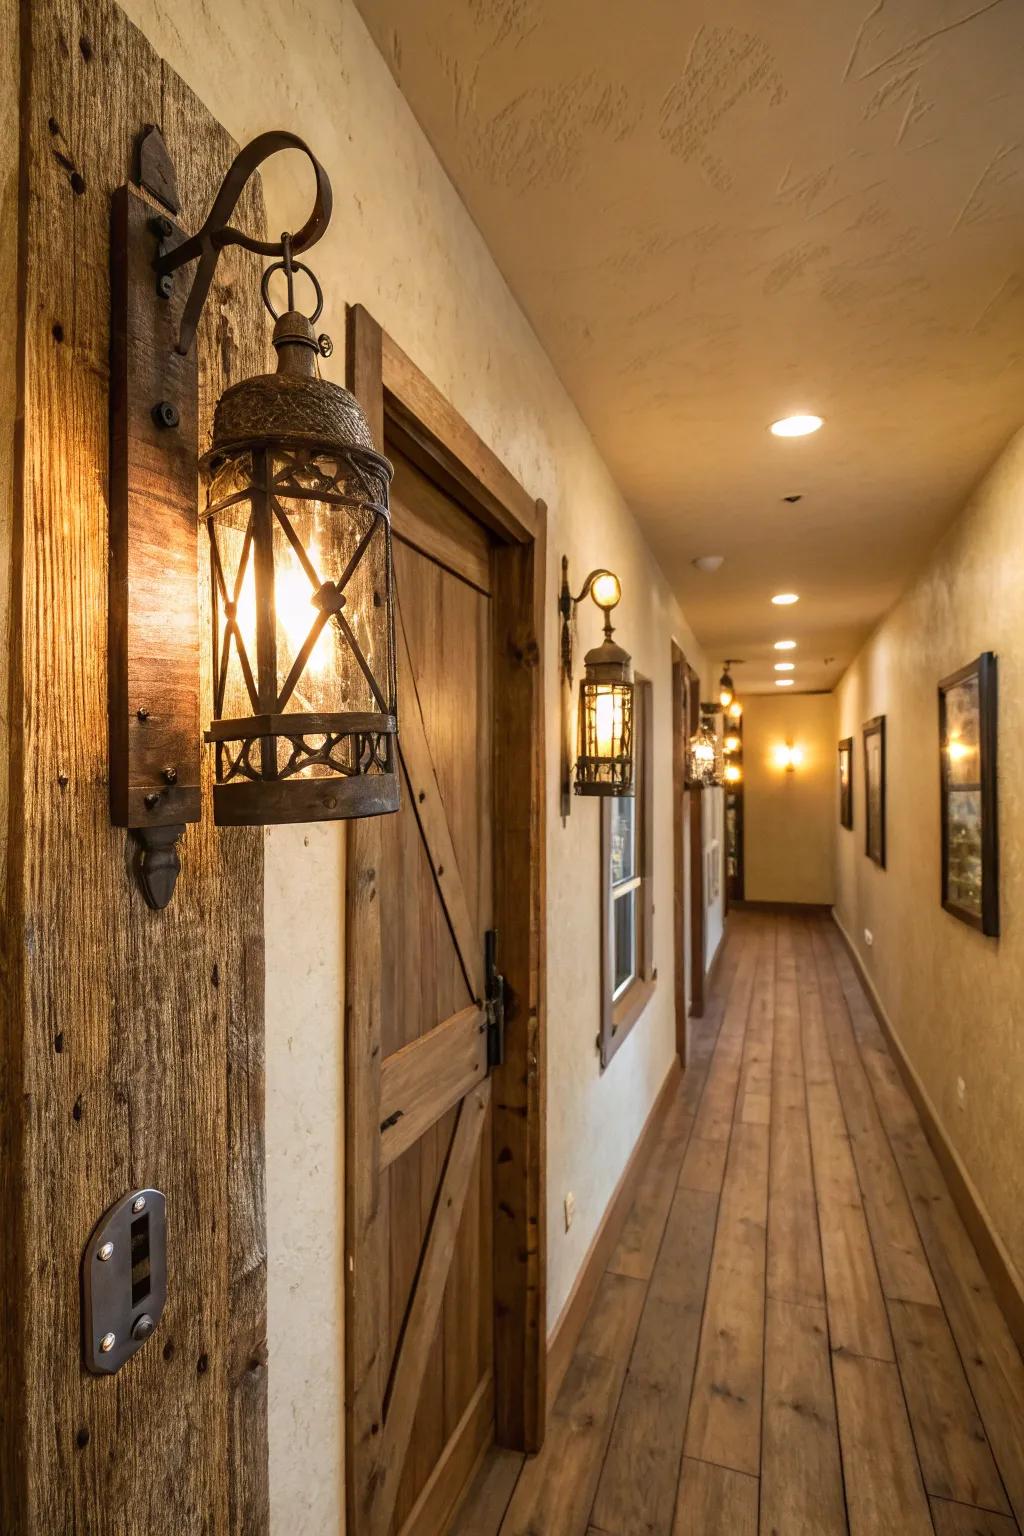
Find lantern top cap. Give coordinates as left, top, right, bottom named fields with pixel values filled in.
left=203, top=311, right=392, bottom=480
left=583, top=632, right=632, bottom=684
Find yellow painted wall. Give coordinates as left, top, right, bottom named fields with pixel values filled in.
left=835, top=425, right=1024, bottom=1303
left=115, top=1, right=718, bottom=1527
left=741, top=692, right=837, bottom=905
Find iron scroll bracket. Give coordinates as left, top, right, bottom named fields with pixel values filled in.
left=153, top=129, right=333, bottom=356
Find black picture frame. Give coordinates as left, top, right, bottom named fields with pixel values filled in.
left=863, top=716, right=886, bottom=868
left=939, top=653, right=998, bottom=937
left=838, top=737, right=853, bottom=830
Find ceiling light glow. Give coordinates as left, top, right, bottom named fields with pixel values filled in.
left=771, top=593, right=799, bottom=606
left=770, top=414, right=823, bottom=438
left=774, top=639, right=796, bottom=651
left=774, top=662, right=794, bottom=672
left=775, top=678, right=795, bottom=687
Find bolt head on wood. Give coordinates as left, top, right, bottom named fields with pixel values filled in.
left=100, top=1332, right=116, bottom=1353
left=98, top=1242, right=114, bottom=1262
left=132, top=1195, right=146, bottom=1214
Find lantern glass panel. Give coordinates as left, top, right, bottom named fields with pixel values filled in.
left=576, top=679, right=634, bottom=795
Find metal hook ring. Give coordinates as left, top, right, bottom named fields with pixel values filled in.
left=261, top=258, right=324, bottom=324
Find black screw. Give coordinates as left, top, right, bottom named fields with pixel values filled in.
left=149, top=215, right=174, bottom=239
left=137, top=705, right=150, bottom=721
left=153, top=400, right=179, bottom=430
left=162, top=766, right=177, bottom=785
left=144, top=791, right=161, bottom=810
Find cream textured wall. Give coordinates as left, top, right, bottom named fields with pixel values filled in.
left=835, top=426, right=1024, bottom=1304
left=117, top=1, right=716, bottom=1529
left=743, top=693, right=836, bottom=905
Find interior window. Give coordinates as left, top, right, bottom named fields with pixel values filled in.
left=600, top=678, right=654, bottom=1066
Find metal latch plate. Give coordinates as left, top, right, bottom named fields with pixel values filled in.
left=81, top=1188, right=167, bottom=1375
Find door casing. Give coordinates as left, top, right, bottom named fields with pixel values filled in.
left=344, top=305, right=547, bottom=1532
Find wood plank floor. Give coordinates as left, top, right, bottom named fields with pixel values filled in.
left=450, top=911, right=1024, bottom=1536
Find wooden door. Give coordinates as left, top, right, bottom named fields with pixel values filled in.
left=354, top=445, right=498, bottom=1535
left=687, top=664, right=706, bottom=1018
left=671, top=643, right=688, bottom=1064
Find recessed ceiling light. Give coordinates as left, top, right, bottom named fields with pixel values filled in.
left=692, top=555, right=724, bottom=573
left=774, top=662, right=795, bottom=672
left=775, top=678, right=795, bottom=687
left=771, top=592, right=799, bottom=605
left=774, top=639, right=797, bottom=650
left=770, top=415, right=823, bottom=438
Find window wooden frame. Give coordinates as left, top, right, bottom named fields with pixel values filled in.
left=599, top=677, right=654, bottom=1067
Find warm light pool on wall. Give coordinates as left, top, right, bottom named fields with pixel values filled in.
left=770, top=415, right=823, bottom=437
left=773, top=743, right=803, bottom=771
left=559, top=560, right=633, bottom=813
left=109, top=128, right=398, bottom=907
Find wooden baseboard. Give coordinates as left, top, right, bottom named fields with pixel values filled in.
left=732, top=899, right=833, bottom=915
left=831, top=911, right=1024, bottom=1352
left=398, top=1372, right=493, bottom=1536
left=545, top=1056, right=683, bottom=1412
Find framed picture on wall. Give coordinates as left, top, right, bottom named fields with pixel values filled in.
left=838, top=737, right=854, bottom=829
left=939, top=653, right=998, bottom=936
left=863, top=716, right=886, bottom=867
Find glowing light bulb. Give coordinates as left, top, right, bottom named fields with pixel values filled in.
left=724, top=762, right=742, bottom=784
left=770, top=415, right=823, bottom=438
left=724, top=735, right=741, bottom=753
left=728, top=701, right=743, bottom=720
left=593, top=686, right=623, bottom=758
left=771, top=593, right=799, bottom=606
left=774, top=639, right=797, bottom=650
left=591, top=572, right=621, bottom=611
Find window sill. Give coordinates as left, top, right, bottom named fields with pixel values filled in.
left=604, top=974, right=657, bottom=1067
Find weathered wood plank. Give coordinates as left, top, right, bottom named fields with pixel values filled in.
left=889, top=1298, right=1010, bottom=1513
left=607, top=1093, right=695, bottom=1281
left=592, top=1188, right=718, bottom=1536
left=798, top=927, right=893, bottom=1361
left=683, top=1120, right=769, bottom=1477
left=373, top=1082, right=492, bottom=1536
left=673, top=1458, right=758, bottom=1536
left=449, top=1445, right=524, bottom=1536
left=833, top=1351, right=934, bottom=1536
left=930, top=1498, right=1018, bottom=1535
left=501, top=1272, right=644, bottom=1536
left=4, top=4, right=268, bottom=1531
left=761, top=1299, right=846, bottom=1536
left=379, top=1003, right=487, bottom=1170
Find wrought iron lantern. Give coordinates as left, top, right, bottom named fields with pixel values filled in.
left=559, top=559, right=634, bottom=809
left=688, top=709, right=724, bottom=787
left=718, top=659, right=741, bottom=710
left=109, top=126, right=397, bottom=907
left=201, top=264, right=397, bottom=827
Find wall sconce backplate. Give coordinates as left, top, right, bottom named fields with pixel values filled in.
left=109, top=177, right=201, bottom=907
left=81, top=1188, right=167, bottom=1375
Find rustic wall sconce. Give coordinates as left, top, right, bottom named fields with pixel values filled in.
left=687, top=708, right=724, bottom=787
left=110, top=127, right=397, bottom=908
left=718, top=660, right=742, bottom=711
left=559, top=558, right=634, bottom=813
left=773, top=742, right=803, bottom=772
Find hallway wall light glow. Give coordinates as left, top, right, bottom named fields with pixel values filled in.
left=771, top=593, right=800, bottom=606
left=770, top=414, right=823, bottom=437
left=772, top=743, right=804, bottom=771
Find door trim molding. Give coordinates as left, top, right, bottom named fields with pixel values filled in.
left=344, top=305, right=547, bottom=1533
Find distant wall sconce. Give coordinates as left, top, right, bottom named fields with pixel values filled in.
left=718, top=659, right=741, bottom=710
left=724, top=734, right=742, bottom=754
left=688, top=707, right=724, bottom=788
left=773, top=743, right=804, bottom=772
left=559, top=559, right=633, bottom=812
left=723, top=761, right=743, bottom=785
left=110, top=127, right=398, bottom=908
left=727, top=698, right=744, bottom=721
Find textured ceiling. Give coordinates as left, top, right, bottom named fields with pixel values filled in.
left=355, top=0, right=1024, bottom=692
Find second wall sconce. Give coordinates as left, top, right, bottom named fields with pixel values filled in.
left=559, top=558, right=634, bottom=814
left=110, top=127, right=399, bottom=908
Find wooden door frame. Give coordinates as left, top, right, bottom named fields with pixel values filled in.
left=344, top=306, right=547, bottom=1528
left=687, top=664, right=706, bottom=1019
left=671, top=643, right=688, bottom=1065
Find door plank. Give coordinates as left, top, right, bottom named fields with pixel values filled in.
left=760, top=1298, right=846, bottom=1536
left=372, top=1081, right=492, bottom=1536
left=833, top=1351, right=934, bottom=1536
left=592, top=1187, right=719, bottom=1536
left=683, top=1121, right=770, bottom=1478
left=380, top=1004, right=487, bottom=1170
left=449, top=1446, right=524, bottom=1536
left=395, top=597, right=486, bottom=1003
left=397, top=1373, right=495, bottom=1536
left=390, top=448, right=492, bottom=596
left=674, top=1458, right=759, bottom=1536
